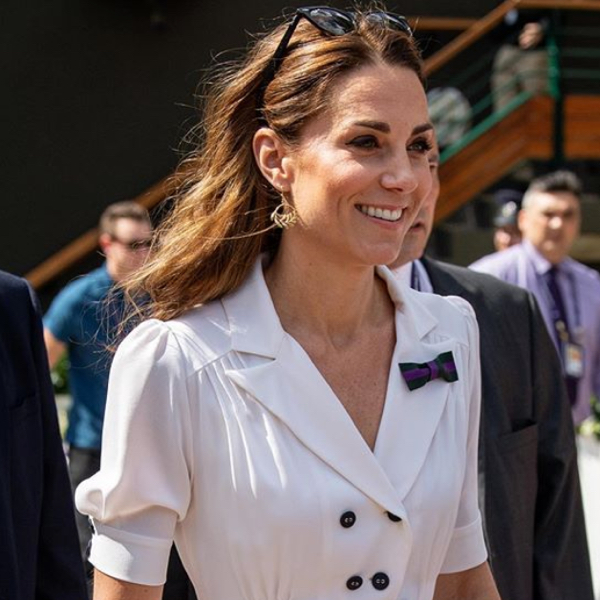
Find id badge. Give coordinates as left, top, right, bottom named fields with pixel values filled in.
left=564, top=342, right=584, bottom=378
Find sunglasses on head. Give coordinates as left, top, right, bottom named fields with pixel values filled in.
left=257, top=6, right=413, bottom=110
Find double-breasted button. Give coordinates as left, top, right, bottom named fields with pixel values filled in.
left=346, top=575, right=363, bottom=590
left=386, top=511, right=402, bottom=522
left=372, top=572, right=390, bottom=590
left=340, top=511, right=356, bottom=528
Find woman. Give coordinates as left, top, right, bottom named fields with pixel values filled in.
left=76, top=6, right=501, bottom=600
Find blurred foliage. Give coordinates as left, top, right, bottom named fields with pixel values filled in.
left=579, top=395, right=600, bottom=441
left=50, top=353, right=70, bottom=395
left=590, top=395, right=600, bottom=441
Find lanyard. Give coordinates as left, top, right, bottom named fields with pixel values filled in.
left=517, top=252, right=581, bottom=332
left=539, top=268, right=581, bottom=334
left=566, top=271, right=581, bottom=328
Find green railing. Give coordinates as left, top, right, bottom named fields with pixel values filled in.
left=425, top=10, right=600, bottom=165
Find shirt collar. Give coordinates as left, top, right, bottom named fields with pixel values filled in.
left=221, top=257, right=438, bottom=358
left=391, top=262, right=412, bottom=287
left=522, top=239, right=555, bottom=276
left=221, top=254, right=286, bottom=358
left=390, top=260, right=433, bottom=294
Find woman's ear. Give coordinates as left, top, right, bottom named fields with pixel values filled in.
left=252, top=127, right=293, bottom=191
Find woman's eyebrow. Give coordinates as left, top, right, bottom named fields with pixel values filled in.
left=412, top=122, right=434, bottom=135
left=351, top=120, right=391, bottom=133
left=349, top=121, right=434, bottom=136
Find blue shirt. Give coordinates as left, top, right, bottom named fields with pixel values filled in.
left=471, top=241, right=600, bottom=424
left=44, top=264, right=125, bottom=449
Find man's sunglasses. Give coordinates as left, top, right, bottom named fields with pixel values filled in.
left=111, top=236, right=152, bottom=251
left=257, top=6, right=413, bottom=109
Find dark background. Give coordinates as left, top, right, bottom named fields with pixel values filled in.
left=1, top=0, right=497, bottom=290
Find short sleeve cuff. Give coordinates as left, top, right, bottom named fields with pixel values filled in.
left=43, top=319, right=69, bottom=344
left=439, top=514, right=488, bottom=574
left=88, top=521, right=172, bottom=586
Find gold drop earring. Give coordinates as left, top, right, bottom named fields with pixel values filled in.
left=270, top=189, right=298, bottom=229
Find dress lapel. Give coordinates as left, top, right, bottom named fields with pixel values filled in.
left=225, top=335, right=406, bottom=517
left=222, top=260, right=459, bottom=513
left=375, top=270, right=456, bottom=499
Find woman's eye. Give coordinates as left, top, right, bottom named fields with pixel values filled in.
left=348, top=135, right=379, bottom=149
left=409, top=138, right=434, bottom=154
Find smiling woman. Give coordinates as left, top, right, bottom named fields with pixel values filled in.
left=254, top=62, right=433, bottom=271
left=75, top=5, right=500, bottom=600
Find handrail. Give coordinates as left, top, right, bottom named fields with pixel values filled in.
left=408, top=17, right=476, bottom=31
left=424, top=0, right=520, bottom=76
left=520, top=0, right=600, bottom=9
left=435, top=95, right=600, bottom=223
left=424, top=0, right=600, bottom=76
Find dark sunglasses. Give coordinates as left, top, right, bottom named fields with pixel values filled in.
left=111, top=236, right=152, bottom=251
left=257, top=6, right=413, bottom=109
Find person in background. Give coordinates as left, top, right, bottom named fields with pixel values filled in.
left=490, top=6, right=551, bottom=111
left=43, top=201, right=152, bottom=590
left=0, top=270, right=88, bottom=600
left=471, top=170, right=600, bottom=427
left=491, top=188, right=522, bottom=251
left=76, top=6, right=501, bottom=599
left=391, top=147, right=594, bottom=600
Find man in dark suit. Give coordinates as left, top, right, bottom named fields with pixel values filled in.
left=390, top=148, right=594, bottom=600
left=0, top=270, right=87, bottom=600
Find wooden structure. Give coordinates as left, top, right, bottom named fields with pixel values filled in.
left=437, top=95, right=600, bottom=222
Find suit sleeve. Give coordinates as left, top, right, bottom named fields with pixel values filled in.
left=27, top=283, right=88, bottom=600
left=528, top=292, right=594, bottom=599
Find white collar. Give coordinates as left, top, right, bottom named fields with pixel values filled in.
left=221, top=256, right=440, bottom=359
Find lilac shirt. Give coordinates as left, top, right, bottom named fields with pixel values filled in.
left=471, top=240, right=600, bottom=424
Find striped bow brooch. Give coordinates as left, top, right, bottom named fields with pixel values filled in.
left=399, top=351, right=458, bottom=391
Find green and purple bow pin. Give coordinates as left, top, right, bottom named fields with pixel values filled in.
left=398, top=351, right=458, bottom=391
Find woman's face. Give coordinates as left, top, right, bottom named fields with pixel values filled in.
left=280, top=62, right=433, bottom=268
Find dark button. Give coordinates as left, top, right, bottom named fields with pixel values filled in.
left=386, top=511, right=402, bottom=522
left=346, top=575, right=363, bottom=590
left=340, top=510, right=357, bottom=528
left=372, top=572, right=390, bottom=590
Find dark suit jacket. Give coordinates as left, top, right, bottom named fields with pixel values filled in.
left=421, top=257, right=593, bottom=600
left=0, top=271, right=87, bottom=600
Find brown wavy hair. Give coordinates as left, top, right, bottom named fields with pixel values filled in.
left=124, top=4, right=424, bottom=322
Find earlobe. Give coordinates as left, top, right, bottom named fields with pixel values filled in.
left=98, top=233, right=112, bottom=254
left=253, top=127, right=291, bottom=190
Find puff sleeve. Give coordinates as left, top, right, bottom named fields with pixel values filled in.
left=439, top=298, right=487, bottom=573
left=75, top=319, right=194, bottom=586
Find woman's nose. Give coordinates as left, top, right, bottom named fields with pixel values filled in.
left=380, top=152, right=420, bottom=194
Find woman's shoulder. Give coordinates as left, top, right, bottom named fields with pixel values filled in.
left=435, top=293, right=476, bottom=321
left=405, top=286, right=478, bottom=345
left=118, top=299, right=233, bottom=375
left=404, top=280, right=476, bottom=318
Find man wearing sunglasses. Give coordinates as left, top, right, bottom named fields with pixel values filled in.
left=43, top=200, right=152, bottom=593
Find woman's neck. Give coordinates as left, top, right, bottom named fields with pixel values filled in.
left=264, top=244, right=392, bottom=348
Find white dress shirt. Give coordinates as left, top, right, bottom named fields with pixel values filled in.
left=76, top=257, right=486, bottom=600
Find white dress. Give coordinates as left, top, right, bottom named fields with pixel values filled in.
left=76, top=258, right=487, bottom=600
